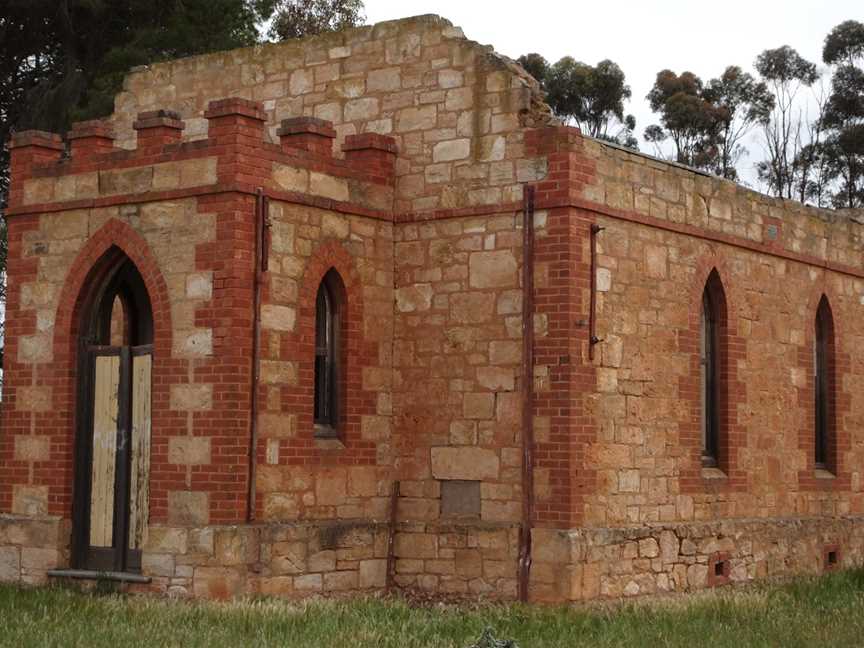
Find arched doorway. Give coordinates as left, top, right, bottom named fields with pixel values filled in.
left=72, top=251, right=153, bottom=572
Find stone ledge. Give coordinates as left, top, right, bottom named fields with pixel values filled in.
left=47, top=569, right=151, bottom=584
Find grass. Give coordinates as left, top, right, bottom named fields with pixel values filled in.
left=0, top=570, right=863, bottom=647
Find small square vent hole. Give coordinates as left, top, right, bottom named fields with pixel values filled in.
left=714, top=560, right=726, bottom=577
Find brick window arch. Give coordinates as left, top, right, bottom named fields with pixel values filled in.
left=313, top=268, right=346, bottom=438
left=700, top=269, right=727, bottom=468
left=814, top=295, right=835, bottom=473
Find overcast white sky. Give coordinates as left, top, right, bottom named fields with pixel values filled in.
left=365, top=0, right=860, bottom=187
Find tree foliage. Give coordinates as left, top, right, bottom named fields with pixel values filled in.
left=753, top=45, right=819, bottom=199
left=517, top=54, right=637, bottom=148
left=821, top=20, right=864, bottom=208
left=823, top=20, right=864, bottom=68
left=644, top=70, right=718, bottom=170
left=269, top=0, right=365, bottom=41
left=703, top=67, right=774, bottom=179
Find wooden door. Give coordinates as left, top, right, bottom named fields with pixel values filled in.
left=75, top=344, right=152, bottom=572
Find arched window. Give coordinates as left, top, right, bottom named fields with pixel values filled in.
left=314, top=269, right=344, bottom=437
left=814, top=295, right=835, bottom=471
left=700, top=269, right=726, bottom=468
left=73, top=250, right=153, bottom=573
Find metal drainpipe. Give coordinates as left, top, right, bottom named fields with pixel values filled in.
left=517, top=185, right=536, bottom=603
left=247, top=188, right=270, bottom=522
left=589, top=224, right=604, bottom=360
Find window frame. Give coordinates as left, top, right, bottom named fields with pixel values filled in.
left=814, top=296, right=833, bottom=472
left=700, top=286, right=720, bottom=467
left=313, top=270, right=343, bottom=438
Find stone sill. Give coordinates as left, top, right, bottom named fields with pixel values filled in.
left=47, top=569, right=151, bottom=584
left=814, top=468, right=836, bottom=480
left=700, top=467, right=728, bottom=480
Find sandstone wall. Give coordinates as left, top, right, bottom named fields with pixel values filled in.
left=253, top=200, right=395, bottom=522
left=113, top=15, right=551, bottom=213
left=3, top=14, right=864, bottom=605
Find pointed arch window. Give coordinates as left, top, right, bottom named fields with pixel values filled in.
left=814, top=296, right=835, bottom=472
left=700, top=270, right=726, bottom=468
left=73, top=251, right=154, bottom=573
left=314, top=269, right=344, bottom=437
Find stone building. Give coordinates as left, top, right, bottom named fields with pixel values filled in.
left=1, top=15, right=863, bottom=602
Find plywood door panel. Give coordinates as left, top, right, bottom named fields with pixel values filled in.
left=128, top=352, right=151, bottom=550
left=89, top=354, right=120, bottom=548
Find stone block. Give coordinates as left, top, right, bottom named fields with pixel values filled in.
left=476, top=367, right=514, bottom=391
left=321, top=212, right=350, bottom=238
left=489, top=340, right=521, bottom=365
left=310, top=172, right=349, bottom=202
left=468, top=250, right=517, bottom=288
left=348, top=466, right=379, bottom=497
left=431, top=447, right=499, bottom=480
left=168, top=491, right=209, bottom=526
left=261, top=305, right=297, bottom=332
left=395, top=283, right=433, bottom=312
left=324, top=570, right=358, bottom=591
left=193, top=567, right=244, bottom=600
left=433, top=139, right=470, bottom=162
left=20, top=548, right=58, bottom=572
left=394, top=533, right=437, bottom=559
left=170, top=384, right=213, bottom=411
left=173, top=329, right=213, bottom=357
left=13, top=436, right=50, bottom=462
left=185, top=273, right=213, bottom=300
left=450, top=293, right=494, bottom=323
left=396, top=105, right=436, bottom=131
left=259, top=412, right=297, bottom=438
left=463, top=393, right=495, bottom=419
left=15, top=387, right=52, bottom=414
left=142, top=553, right=175, bottom=577
left=294, top=573, right=323, bottom=591
left=12, top=485, right=49, bottom=516
left=359, top=559, right=387, bottom=588
left=144, top=527, right=188, bottom=554
left=273, top=165, right=309, bottom=193
left=263, top=494, right=300, bottom=520
left=168, top=437, right=211, bottom=465
left=260, top=361, right=298, bottom=385
left=0, top=547, right=20, bottom=582
left=367, top=68, right=401, bottom=92
left=345, top=97, right=379, bottom=121
left=315, top=468, right=347, bottom=505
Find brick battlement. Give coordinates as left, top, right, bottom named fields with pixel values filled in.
left=7, top=99, right=398, bottom=216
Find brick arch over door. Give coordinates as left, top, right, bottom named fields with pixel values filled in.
left=48, top=218, right=173, bottom=518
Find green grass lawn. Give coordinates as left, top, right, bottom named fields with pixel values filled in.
left=1, top=570, right=863, bottom=647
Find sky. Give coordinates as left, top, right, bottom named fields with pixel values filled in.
left=364, top=0, right=860, bottom=187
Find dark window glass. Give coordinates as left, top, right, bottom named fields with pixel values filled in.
left=814, top=297, right=833, bottom=470
left=700, top=287, right=719, bottom=466
left=314, top=271, right=342, bottom=435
